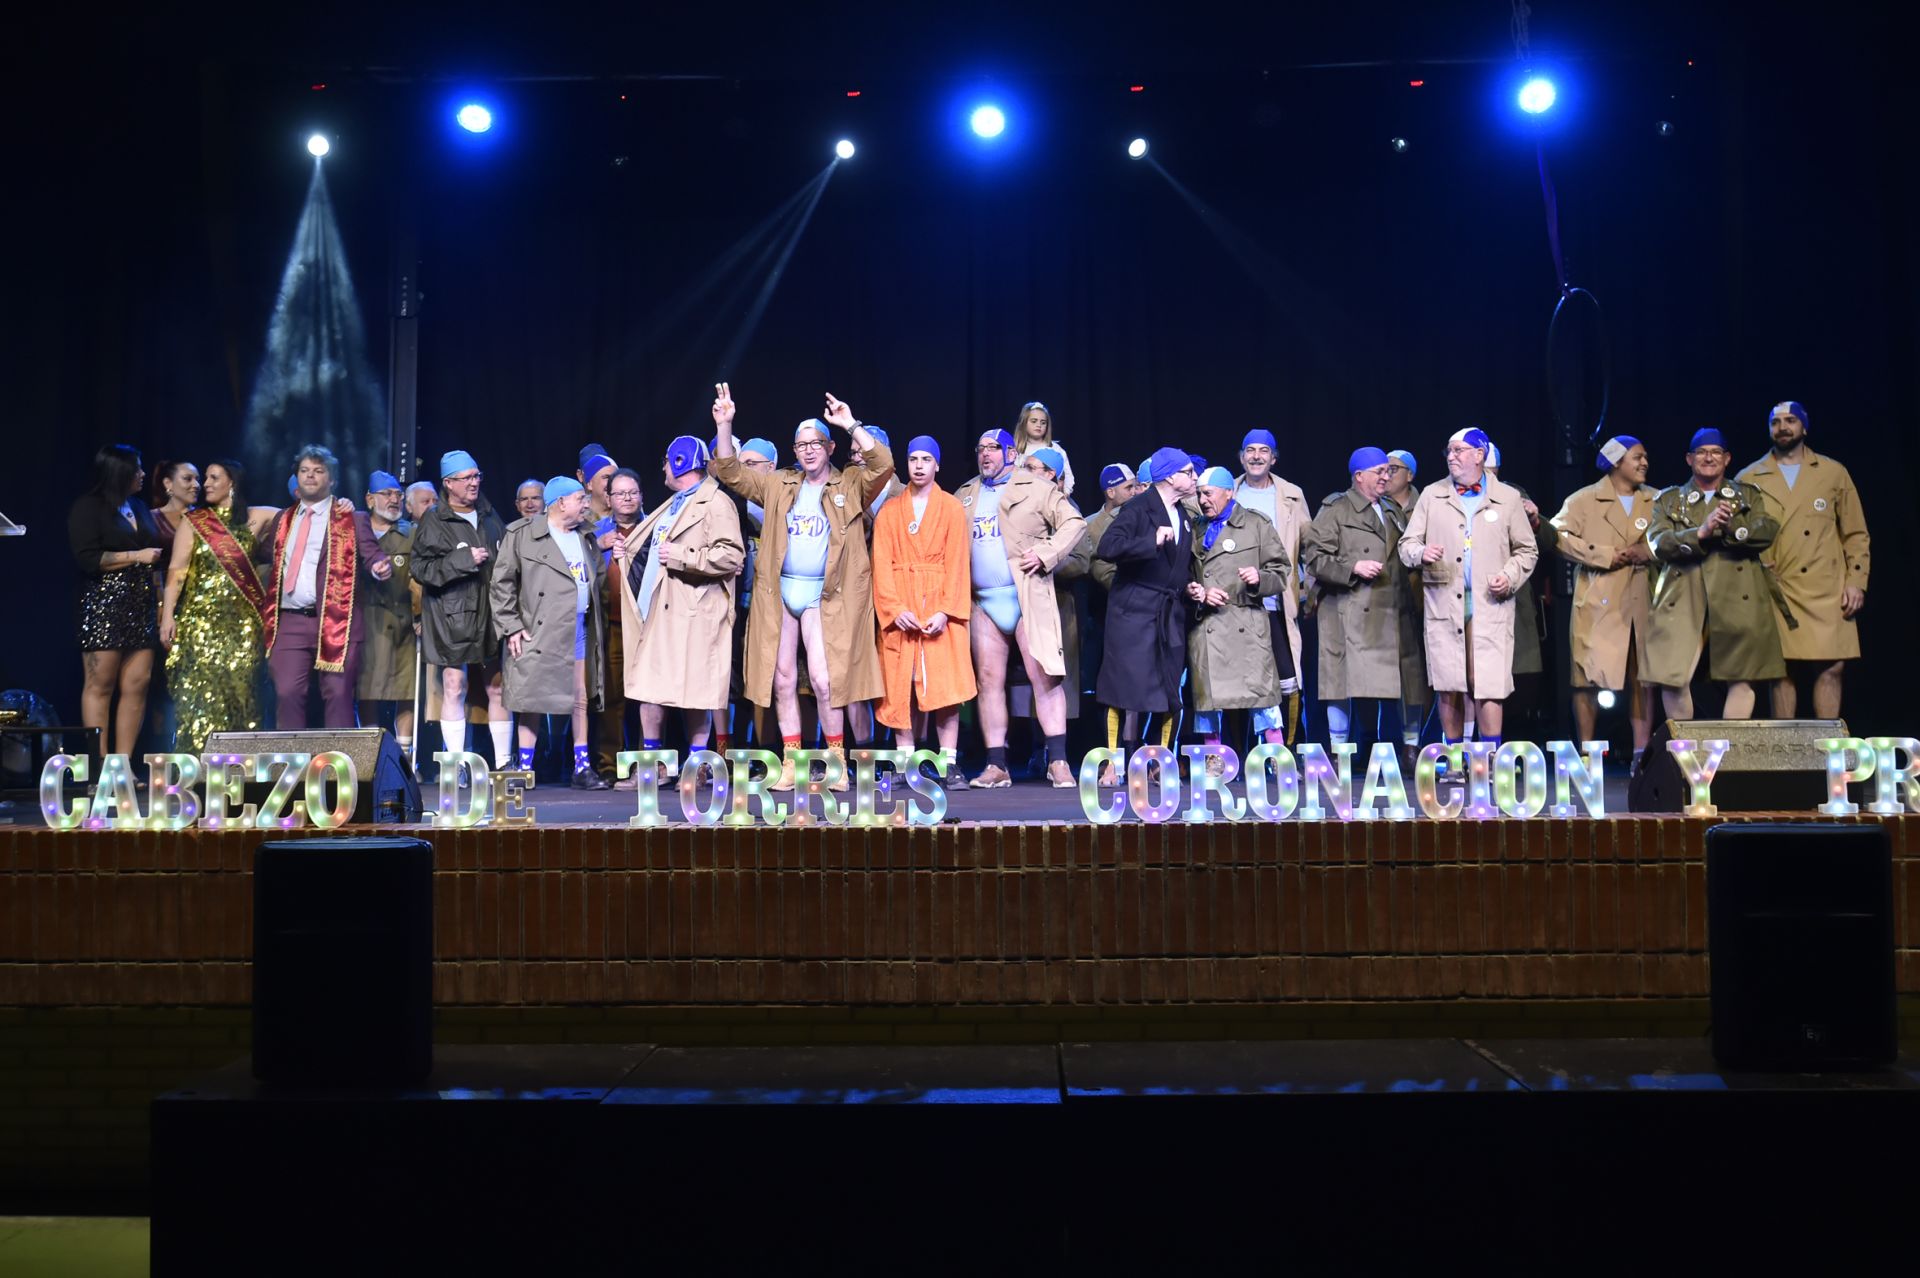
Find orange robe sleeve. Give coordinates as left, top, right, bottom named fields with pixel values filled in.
left=936, top=495, right=972, bottom=621
left=872, top=502, right=908, bottom=629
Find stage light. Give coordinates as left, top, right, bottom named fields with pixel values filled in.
left=457, top=104, right=493, bottom=133
left=835, top=139, right=856, bottom=160
left=1518, top=77, right=1557, bottom=114
left=1656, top=120, right=1675, bottom=138
left=1390, top=137, right=1408, bottom=153
left=971, top=105, right=1005, bottom=138
left=1597, top=690, right=1617, bottom=710
left=306, top=134, right=330, bottom=158
left=1127, top=138, right=1148, bottom=158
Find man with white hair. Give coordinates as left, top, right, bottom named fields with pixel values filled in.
left=1232, top=429, right=1310, bottom=746
left=1396, top=427, right=1538, bottom=750
left=710, top=383, right=893, bottom=791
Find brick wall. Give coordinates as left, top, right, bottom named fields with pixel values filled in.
left=2, top=815, right=1916, bottom=1201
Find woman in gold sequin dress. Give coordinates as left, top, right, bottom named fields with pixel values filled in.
left=157, top=460, right=281, bottom=754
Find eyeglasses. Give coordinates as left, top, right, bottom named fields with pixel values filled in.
left=447, top=471, right=483, bottom=483
left=794, top=440, right=829, bottom=453
left=1445, top=446, right=1482, bottom=458
left=609, top=487, right=641, bottom=500
left=1691, top=448, right=1730, bottom=459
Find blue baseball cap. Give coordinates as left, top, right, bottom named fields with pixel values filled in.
left=1099, top=463, right=1135, bottom=490
left=1769, top=401, right=1809, bottom=429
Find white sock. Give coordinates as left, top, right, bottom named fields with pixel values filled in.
left=489, top=721, right=512, bottom=768
left=1325, top=702, right=1351, bottom=748
left=440, top=720, right=467, bottom=756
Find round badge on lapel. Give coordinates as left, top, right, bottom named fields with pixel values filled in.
left=1733, top=525, right=1750, bottom=541
left=1686, top=491, right=1700, bottom=505
left=1222, top=538, right=1236, bottom=551
left=393, top=554, right=408, bottom=567
left=1634, top=517, right=1649, bottom=530
left=1813, top=497, right=1828, bottom=512
left=1720, top=486, right=1736, bottom=498
left=1484, top=510, right=1499, bottom=523
left=832, top=493, right=846, bottom=508
left=456, top=541, right=470, bottom=549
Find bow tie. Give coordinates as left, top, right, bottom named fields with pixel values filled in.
left=1454, top=482, right=1482, bottom=497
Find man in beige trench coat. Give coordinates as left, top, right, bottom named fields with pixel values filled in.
left=615, top=436, right=745, bottom=788
left=1548, top=435, right=1660, bottom=768
left=1397, top=427, right=1538, bottom=747
left=710, top=384, right=892, bottom=791
left=1735, top=401, right=1870, bottom=720
left=955, top=432, right=1087, bottom=788
left=1233, top=429, right=1311, bottom=746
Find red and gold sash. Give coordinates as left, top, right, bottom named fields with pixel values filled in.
left=185, top=507, right=271, bottom=625
left=262, top=503, right=359, bottom=673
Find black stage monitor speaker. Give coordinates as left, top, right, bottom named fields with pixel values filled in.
left=1629, top=718, right=1843, bottom=813
left=253, top=836, right=434, bottom=1085
left=1706, top=822, right=1896, bottom=1070
left=203, top=727, right=422, bottom=824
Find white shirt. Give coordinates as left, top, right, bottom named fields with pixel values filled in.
left=282, top=499, right=331, bottom=608
left=1158, top=489, right=1184, bottom=540
left=454, top=508, right=480, bottom=530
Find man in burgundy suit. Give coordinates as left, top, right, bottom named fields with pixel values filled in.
left=260, top=445, right=393, bottom=728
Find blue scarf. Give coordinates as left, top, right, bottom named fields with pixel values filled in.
left=1203, top=498, right=1236, bottom=551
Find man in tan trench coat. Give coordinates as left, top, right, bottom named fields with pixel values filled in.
left=1735, top=401, right=1870, bottom=720
left=1397, top=427, right=1538, bottom=747
left=1233, top=429, right=1311, bottom=745
left=710, top=384, right=892, bottom=791
left=1645, top=428, right=1792, bottom=720
left=954, top=432, right=1087, bottom=788
left=1548, top=435, right=1659, bottom=767
left=615, top=436, right=745, bottom=788
left=1302, top=447, right=1420, bottom=758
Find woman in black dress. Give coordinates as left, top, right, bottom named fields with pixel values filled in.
left=68, top=444, right=169, bottom=755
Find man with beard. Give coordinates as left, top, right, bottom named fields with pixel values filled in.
left=412, top=450, right=511, bottom=768
left=1549, top=436, right=1660, bottom=768
left=1232, top=429, right=1311, bottom=746
left=954, top=429, right=1087, bottom=788
left=355, top=471, right=418, bottom=753
left=1302, top=448, right=1418, bottom=758
left=1396, top=427, right=1538, bottom=750
left=1645, top=429, right=1791, bottom=720
left=1735, top=401, right=1869, bottom=719
left=710, top=384, right=893, bottom=791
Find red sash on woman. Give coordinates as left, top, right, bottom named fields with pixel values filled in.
left=262, top=504, right=359, bottom=673
left=185, top=508, right=272, bottom=625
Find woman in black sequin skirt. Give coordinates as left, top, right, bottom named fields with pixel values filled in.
left=68, top=444, right=169, bottom=755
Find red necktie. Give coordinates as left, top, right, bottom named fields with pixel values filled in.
left=286, top=506, right=315, bottom=597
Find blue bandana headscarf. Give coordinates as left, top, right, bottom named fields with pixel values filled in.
left=367, top=470, right=401, bottom=494
left=1136, top=457, right=1155, bottom=484
left=1031, top=447, right=1065, bottom=477
left=1689, top=428, right=1727, bottom=452
left=1241, top=429, right=1278, bottom=453
left=906, top=435, right=941, bottom=464
left=1388, top=449, right=1416, bottom=476
left=739, top=438, right=777, bottom=463
left=1597, top=436, right=1642, bottom=471
left=1348, top=446, right=1390, bottom=475
left=1147, top=446, right=1191, bottom=485
left=542, top=476, right=584, bottom=504
left=581, top=453, right=614, bottom=483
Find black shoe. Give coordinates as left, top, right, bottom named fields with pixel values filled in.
left=571, top=766, right=611, bottom=791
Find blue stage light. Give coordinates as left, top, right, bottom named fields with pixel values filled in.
left=971, top=105, right=1006, bottom=138
left=1127, top=138, right=1148, bottom=159
left=457, top=104, right=493, bottom=133
left=1518, top=77, right=1557, bottom=114
left=306, top=134, right=330, bottom=158
left=835, top=139, right=856, bottom=160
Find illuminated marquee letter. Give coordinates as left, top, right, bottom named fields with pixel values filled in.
left=1548, top=740, right=1609, bottom=818
left=1355, top=744, right=1415, bottom=821
left=1414, top=743, right=1465, bottom=820
left=1181, top=745, right=1246, bottom=823
left=1817, top=736, right=1874, bottom=817
left=677, top=750, right=729, bottom=827
left=1868, top=737, right=1920, bottom=816
left=39, top=754, right=89, bottom=830
left=86, top=754, right=143, bottom=829
left=619, top=749, right=678, bottom=829
left=491, top=770, right=537, bottom=826
left=1244, top=743, right=1300, bottom=822
left=1296, top=742, right=1356, bottom=822
left=1492, top=741, right=1548, bottom=819
left=302, top=751, right=358, bottom=830
left=254, top=752, right=313, bottom=829
left=432, top=751, right=492, bottom=828
left=848, top=749, right=909, bottom=828
left=1665, top=738, right=1730, bottom=818
left=143, top=753, right=204, bottom=830
left=901, top=749, right=951, bottom=826
left=199, top=753, right=256, bottom=828
left=1077, top=748, right=1126, bottom=824
left=725, top=749, right=788, bottom=828
left=1127, top=746, right=1181, bottom=823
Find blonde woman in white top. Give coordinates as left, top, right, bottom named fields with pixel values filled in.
left=1011, top=401, right=1076, bottom=499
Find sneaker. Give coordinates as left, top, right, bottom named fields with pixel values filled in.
left=768, top=756, right=797, bottom=792
left=827, top=746, right=851, bottom=793
left=1097, top=763, right=1120, bottom=788
left=942, top=766, right=971, bottom=792
left=572, top=767, right=611, bottom=791
left=969, top=764, right=1012, bottom=789
left=613, top=773, right=639, bottom=791
left=1046, top=759, right=1075, bottom=788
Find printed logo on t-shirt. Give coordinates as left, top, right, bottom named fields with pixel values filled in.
left=971, top=515, right=1001, bottom=541
left=568, top=560, right=590, bottom=584
left=788, top=512, right=829, bottom=539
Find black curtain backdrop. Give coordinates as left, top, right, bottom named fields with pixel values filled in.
left=8, top=3, right=1916, bottom=738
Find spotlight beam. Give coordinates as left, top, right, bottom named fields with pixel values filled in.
left=716, top=164, right=838, bottom=377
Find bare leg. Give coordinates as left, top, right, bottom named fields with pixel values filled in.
left=773, top=610, right=804, bottom=739
left=931, top=705, right=960, bottom=752
left=1625, top=648, right=1653, bottom=753
left=483, top=662, right=508, bottom=724
left=1013, top=618, right=1067, bottom=737
left=114, top=649, right=153, bottom=756
left=1811, top=660, right=1844, bottom=719
left=1436, top=690, right=1466, bottom=740
left=799, top=607, right=842, bottom=739
left=1769, top=677, right=1797, bottom=719
left=971, top=607, right=1012, bottom=747
left=80, top=650, right=121, bottom=751
left=441, top=665, right=469, bottom=722
left=685, top=708, right=712, bottom=748
left=639, top=702, right=665, bottom=740
left=1721, top=681, right=1756, bottom=719
left=1475, top=699, right=1504, bottom=740
left=1571, top=689, right=1598, bottom=745
left=1660, top=685, right=1695, bottom=720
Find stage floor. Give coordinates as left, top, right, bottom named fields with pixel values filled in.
left=470, top=772, right=1640, bottom=824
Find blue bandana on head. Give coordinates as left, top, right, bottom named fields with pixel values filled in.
left=1136, top=457, right=1154, bottom=484
left=1388, top=449, right=1416, bottom=477
left=367, top=470, right=401, bottom=494
left=977, top=428, right=1016, bottom=453
left=1769, top=401, right=1809, bottom=430
left=1597, top=436, right=1642, bottom=471
left=740, top=438, right=777, bottom=463
left=1199, top=466, right=1234, bottom=491
left=862, top=426, right=890, bottom=448
left=1348, top=446, right=1390, bottom=476
left=440, top=449, right=479, bottom=480
left=1099, top=463, right=1135, bottom=490
left=1689, top=428, right=1728, bottom=453
left=581, top=453, right=614, bottom=483
left=542, top=476, right=584, bottom=504
left=666, top=435, right=710, bottom=479
left=1032, top=447, right=1065, bottom=477
left=578, top=443, right=611, bottom=470
left=1448, top=427, right=1491, bottom=454
left=1242, top=429, right=1278, bottom=453
left=1148, top=446, right=1191, bottom=485
left=794, top=418, right=831, bottom=445
left=906, top=435, right=941, bottom=465
left=1187, top=453, right=1207, bottom=474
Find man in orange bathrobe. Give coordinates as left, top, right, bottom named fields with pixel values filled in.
left=871, top=435, right=974, bottom=789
